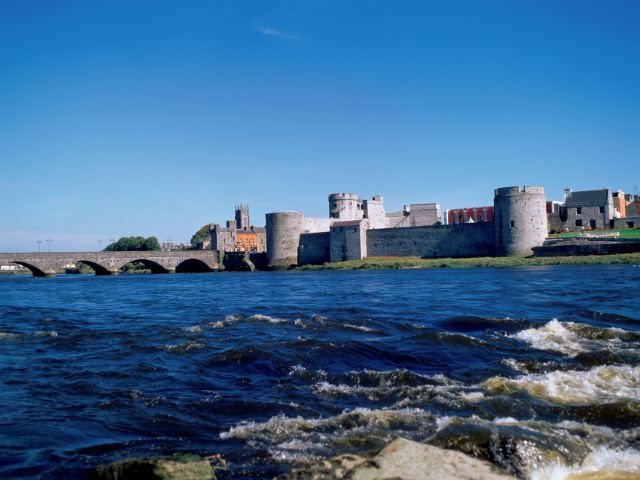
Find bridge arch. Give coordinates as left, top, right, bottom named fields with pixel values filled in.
left=120, top=259, right=171, bottom=274
left=175, top=258, right=213, bottom=273
left=77, top=260, right=113, bottom=276
left=10, top=261, right=48, bottom=278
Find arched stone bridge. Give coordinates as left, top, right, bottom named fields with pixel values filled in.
left=0, top=251, right=220, bottom=277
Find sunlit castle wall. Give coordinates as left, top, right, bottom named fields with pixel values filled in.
left=265, top=212, right=305, bottom=268
left=494, top=186, right=548, bottom=256
left=329, top=193, right=364, bottom=221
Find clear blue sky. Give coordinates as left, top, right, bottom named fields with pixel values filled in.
left=1, top=0, right=638, bottom=251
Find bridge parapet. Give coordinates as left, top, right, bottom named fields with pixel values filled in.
left=0, top=251, right=220, bottom=277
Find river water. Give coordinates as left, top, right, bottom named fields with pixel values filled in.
left=1, top=266, right=639, bottom=479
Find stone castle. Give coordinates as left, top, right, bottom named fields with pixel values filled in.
left=210, top=204, right=267, bottom=253
left=265, top=186, right=548, bottom=268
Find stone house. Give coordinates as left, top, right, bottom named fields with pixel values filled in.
left=555, top=188, right=614, bottom=231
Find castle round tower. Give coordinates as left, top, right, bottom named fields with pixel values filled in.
left=493, top=186, right=547, bottom=256
left=266, top=212, right=305, bottom=268
left=329, top=193, right=364, bottom=221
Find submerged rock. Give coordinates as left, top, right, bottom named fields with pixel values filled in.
left=277, top=437, right=514, bottom=480
left=94, top=454, right=217, bottom=480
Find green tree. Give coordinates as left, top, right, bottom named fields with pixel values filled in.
left=142, top=236, right=161, bottom=251
left=190, top=225, right=211, bottom=249
left=104, top=236, right=161, bottom=251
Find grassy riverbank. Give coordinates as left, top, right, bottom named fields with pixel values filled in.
left=296, top=253, right=640, bottom=271
left=549, top=228, right=640, bottom=239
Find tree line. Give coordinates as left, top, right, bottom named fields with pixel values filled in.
left=103, top=236, right=161, bottom=251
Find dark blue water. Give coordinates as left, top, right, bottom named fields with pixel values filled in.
left=1, top=266, right=639, bottom=479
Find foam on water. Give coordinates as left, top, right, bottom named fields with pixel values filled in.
left=460, top=391, right=485, bottom=402
left=512, top=319, right=591, bottom=356
left=308, top=369, right=481, bottom=407
left=161, top=341, right=205, bottom=352
left=248, top=314, right=288, bottom=324
left=342, top=323, right=379, bottom=333
left=288, top=364, right=308, bottom=376
left=34, top=330, right=58, bottom=337
left=220, top=407, right=432, bottom=440
left=208, top=314, right=243, bottom=328
left=220, top=407, right=435, bottom=461
left=208, top=313, right=288, bottom=328
left=268, top=439, right=325, bottom=463
left=531, top=447, right=640, bottom=480
left=484, top=365, right=640, bottom=404
left=182, top=325, right=203, bottom=333
left=511, top=319, right=637, bottom=357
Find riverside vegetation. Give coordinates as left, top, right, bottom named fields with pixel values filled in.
left=296, top=253, right=640, bottom=271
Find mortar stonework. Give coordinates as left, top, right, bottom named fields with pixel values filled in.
left=367, top=223, right=494, bottom=258
left=266, top=212, right=305, bottom=267
left=494, top=186, right=547, bottom=256
left=298, top=232, right=330, bottom=265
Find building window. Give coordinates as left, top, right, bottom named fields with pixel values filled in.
left=576, top=207, right=582, bottom=215
left=628, top=221, right=635, bottom=228
left=559, top=206, right=568, bottom=222
left=576, top=219, right=583, bottom=227
left=510, top=221, right=514, bottom=228
left=599, top=206, right=605, bottom=213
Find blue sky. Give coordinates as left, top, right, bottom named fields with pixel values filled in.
left=1, top=0, right=638, bottom=251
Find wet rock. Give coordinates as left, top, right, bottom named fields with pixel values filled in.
left=430, top=420, right=591, bottom=478
left=94, top=454, right=217, bottom=480
left=277, top=438, right=514, bottom=480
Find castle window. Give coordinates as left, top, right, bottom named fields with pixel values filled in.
left=576, top=219, right=583, bottom=227
left=599, top=206, right=605, bottom=213
left=510, top=221, right=514, bottom=228
left=576, top=207, right=582, bottom=215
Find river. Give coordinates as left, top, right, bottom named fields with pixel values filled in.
left=1, top=266, right=639, bottom=478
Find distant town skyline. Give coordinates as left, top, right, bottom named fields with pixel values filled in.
left=1, top=1, right=638, bottom=252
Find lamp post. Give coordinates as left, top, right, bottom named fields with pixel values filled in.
left=46, top=239, right=52, bottom=253
left=36, top=240, right=42, bottom=253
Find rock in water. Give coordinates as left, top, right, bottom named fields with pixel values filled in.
left=277, top=438, right=515, bottom=480
left=94, top=455, right=216, bottom=480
